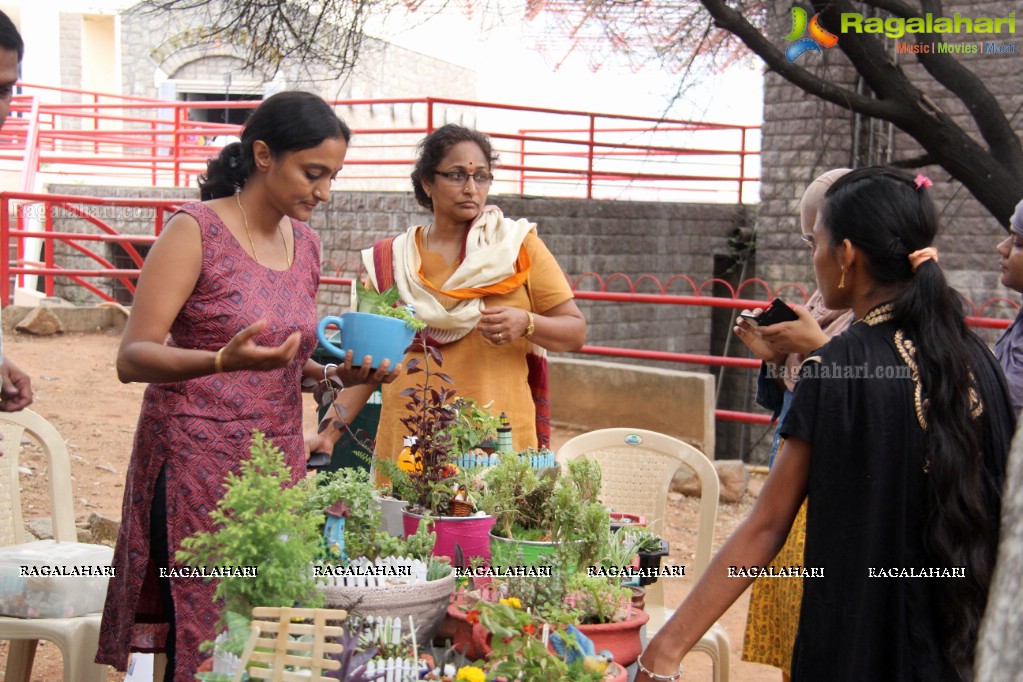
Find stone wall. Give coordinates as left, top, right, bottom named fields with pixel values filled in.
left=45, top=186, right=750, bottom=356
left=58, top=12, right=82, bottom=110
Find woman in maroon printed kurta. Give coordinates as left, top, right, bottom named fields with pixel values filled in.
left=96, top=92, right=399, bottom=682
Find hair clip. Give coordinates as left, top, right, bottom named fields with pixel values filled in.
left=914, top=174, right=933, bottom=189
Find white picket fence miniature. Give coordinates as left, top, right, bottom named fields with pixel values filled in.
left=359, top=615, right=421, bottom=682
left=453, top=448, right=556, bottom=470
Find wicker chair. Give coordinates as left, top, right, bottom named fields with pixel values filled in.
left=232, top=606, right=349, bottom=682
left=557, top=427, right=730, bottom=682
left=0, top=409, right=109, bottom=682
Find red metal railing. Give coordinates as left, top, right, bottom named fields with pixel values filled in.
left=0, top=192, right=180, bottom=303
left=4, top=191, right=1016, bottom=430
left=0, top=83, right=760, bottom=203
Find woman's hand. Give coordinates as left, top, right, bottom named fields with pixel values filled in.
left=305, top=426, right=340, bottom=461
left=217, top=320, right=301, bottom=373
left=0, top=359, right=33, bottom=412
left=757, top=306, right=829, bottom=356
left=635, top=643, right=684, bottom=682
left=477, top=305, right=529, bottom=345
left=323, top=350, right=403, bottom=386
left=733, top=309, right=786, bottom=365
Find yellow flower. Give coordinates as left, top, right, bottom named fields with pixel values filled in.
left=456, top=665, right=486, bottom=682
left=499, top=596, right=522, bottom=609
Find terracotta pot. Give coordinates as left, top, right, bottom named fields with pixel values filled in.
left=316, top=570, right=455, bottom=643
left=577, top=608, right=650, bottom=666
left=442, top=597, right=650, bottom=667
left=438, top=601, right=488, bottom=659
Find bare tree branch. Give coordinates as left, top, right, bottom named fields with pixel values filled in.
left=699, top=0, right=899, bottom=119
left=890, top=152, right=937, bottom=167
left=136, top=0, right=406, bottom=79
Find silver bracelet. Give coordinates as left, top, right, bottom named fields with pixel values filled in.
left=636, top=654, right=684, bottom=681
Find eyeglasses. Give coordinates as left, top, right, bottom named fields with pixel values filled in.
left=434, top=170, right=494, bottom=186
left=800, top=234, right=816, bottom=248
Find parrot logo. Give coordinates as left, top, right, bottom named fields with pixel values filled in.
left=785, top=6, right=839, bottom=62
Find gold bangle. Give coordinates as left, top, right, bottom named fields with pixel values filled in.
left=524, top=311, right=536, bottom=339
left=214, top=347, right=226, bottom=374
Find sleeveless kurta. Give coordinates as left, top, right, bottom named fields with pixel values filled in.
left=96, top=202, right=320, bottom=680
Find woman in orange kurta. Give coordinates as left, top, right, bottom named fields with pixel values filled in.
left=312, top=124, right=586, bottom=466
left=372, top=227, right=577, bottom=461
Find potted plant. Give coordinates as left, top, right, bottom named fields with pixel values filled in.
left=440, top=397, right=502, bottom=468
left=446, top=571, right=649, bottom=668
left=600, top=528, right=646, bottom=609
left=480, top=597, right=629, bottom=681
left=631, top=527, right=670, bottom=587
left=316, top=282, right=426, bottom=369
left=304, top=467, right=458, bottom=644
left=302, top=468, right=377, bottom=558
left=443, top=453, right=649, bottom=668
left=176, top=431, right=326, bottom=679
left=368, top=456, right=415, bottom=538
left=483, top=456, right=609, bottom=569
left=391, top=340, right=496, bottom=566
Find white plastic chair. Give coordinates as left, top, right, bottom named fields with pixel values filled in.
left=557, top=427, right=730, bottom=682
left=0, top=409, right=109, bottom=682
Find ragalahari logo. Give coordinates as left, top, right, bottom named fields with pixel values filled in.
left=785, top=6, right=839, bottom=61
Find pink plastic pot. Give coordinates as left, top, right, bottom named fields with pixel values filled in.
left=402, top=510, right=496, bottom=565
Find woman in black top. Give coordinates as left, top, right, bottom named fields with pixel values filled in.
left=637, top=168, right=1013, bottom=682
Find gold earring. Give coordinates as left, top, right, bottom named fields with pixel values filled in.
left=838, top=267, right=846, bottom=289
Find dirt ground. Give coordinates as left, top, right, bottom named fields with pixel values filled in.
left=0, top=330, right=780, bottom=682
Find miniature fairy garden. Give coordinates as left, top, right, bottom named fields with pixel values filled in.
left=177, top=314, right=667, bottom=680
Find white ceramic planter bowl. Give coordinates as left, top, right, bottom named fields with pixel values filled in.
left=315, top=570, right=456, bottom=644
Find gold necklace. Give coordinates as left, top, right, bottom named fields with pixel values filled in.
left=235, top=192, right=292, bottom=268
left=422, top=223, right=432, bottom=251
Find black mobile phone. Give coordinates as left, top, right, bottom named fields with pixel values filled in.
left=307, top=451, right=332, bottom=469
left=739, top=310, right=760, bottom=323
left=755, top=298, right=799, bottom=326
